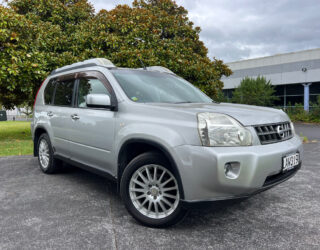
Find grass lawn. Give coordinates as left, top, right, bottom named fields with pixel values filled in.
left=0, top=121, right=33, bottom=157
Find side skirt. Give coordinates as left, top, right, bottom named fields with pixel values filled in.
left=54, top=154, right=117, bottom=184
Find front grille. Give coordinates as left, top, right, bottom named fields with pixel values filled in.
left=254, top=122, right=292, bottom=144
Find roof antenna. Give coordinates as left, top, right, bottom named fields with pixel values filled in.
left=139, top=57, right=147, bottom=70
left=133, top=38, right=147, bottom=70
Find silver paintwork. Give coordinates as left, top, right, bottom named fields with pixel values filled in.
left=172, top=135, right=303, bottom=201
left=129, top=164, right=179, bottom=219
left=86, top=94, right=111, bottom=107
left=31, top=62, right=303, bottom=204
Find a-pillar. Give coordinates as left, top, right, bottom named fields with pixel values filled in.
left=302, top=83, right=312, bottom=112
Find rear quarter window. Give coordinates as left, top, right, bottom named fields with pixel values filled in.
left=44, top=79, right=56, bottom=105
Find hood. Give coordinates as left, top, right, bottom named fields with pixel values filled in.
left=146, top=102, right=289, bottom=126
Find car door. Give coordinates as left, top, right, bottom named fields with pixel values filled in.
left=68, top=71, right=117, bottom=174
left=48, top=77, right=77, bottom=157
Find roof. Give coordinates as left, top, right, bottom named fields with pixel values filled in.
left=227, top=48, right=320, bottom=71
left=50, top=58, right=116, bottom=75
left=50, top=58, right=175, bottom=76
left=222, top=48, right=320, bottom=89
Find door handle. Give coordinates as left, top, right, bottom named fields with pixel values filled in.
left=71, top=114, right=80, bottom=120
left=47, top=111, right=53, bottom=117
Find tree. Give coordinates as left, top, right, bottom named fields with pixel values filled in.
left=215, top=89, right=229, bottom=103
left=0, top=0, right=94, bottom=109
left=0, top=0, right=231, bottom=109
left=74, top=0, right=232, bottom=97
left=231, top=76, right=278, bottom=106
left=17, top=103, right=33, bottom=116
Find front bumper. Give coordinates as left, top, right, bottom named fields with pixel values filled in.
left=172, top=135, right=303, bottom=202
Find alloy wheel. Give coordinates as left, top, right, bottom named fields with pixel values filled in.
left=39, top=139, right=50, bottom=169
left=129, top=164, right=180, bottom=219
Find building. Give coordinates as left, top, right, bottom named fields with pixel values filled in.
left=222, top=48, right=320, bottom=111
left=3, top=107, right=31, bottom=121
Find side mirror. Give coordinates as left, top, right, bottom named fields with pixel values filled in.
left=86, top=94, right=111, bottom=108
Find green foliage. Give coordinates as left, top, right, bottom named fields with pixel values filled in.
left=286, top=97, right=320, bottom=123
left=215, top=89, right=229, bottom=103
left=0, top=0, right=232, bottom=109
left=231, top=76, right=278, bottom=106
left=299, top=133, right=309, bottom=143
left=0, top=1, right=94, bottom=108
left=9, top=0, right=94, bottom=28
left=72, top=0, right=232, bottom=96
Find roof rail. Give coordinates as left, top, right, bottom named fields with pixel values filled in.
left=50, top=58, right=116, bottom=75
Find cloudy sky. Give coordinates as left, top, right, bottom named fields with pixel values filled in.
left=91, top=0, right=320, bottom=62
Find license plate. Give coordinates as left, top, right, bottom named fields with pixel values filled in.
left=282, top=153, right=300, bottom=172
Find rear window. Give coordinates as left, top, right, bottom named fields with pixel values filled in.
left=44, top=79, right=56, bottom=105
left=54, top=79, right=75, bottom=106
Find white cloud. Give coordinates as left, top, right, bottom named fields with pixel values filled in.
left=91, top=0, right=320, bottom=62
left=91, top=0, right=132, bottom=11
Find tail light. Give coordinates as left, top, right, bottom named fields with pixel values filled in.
left=33, top=79, right=45, bottom=110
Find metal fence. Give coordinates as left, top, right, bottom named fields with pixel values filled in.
left=5, top=115, right=32, bottom=121
left=0, top=108, right=33, bottom=121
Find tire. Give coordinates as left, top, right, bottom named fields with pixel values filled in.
left=120, top=152, right=188, bottom=227
left=37, top=133, right=61, bottom=174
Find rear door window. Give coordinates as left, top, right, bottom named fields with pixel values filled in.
left=53, top=79, right=75, bottom=106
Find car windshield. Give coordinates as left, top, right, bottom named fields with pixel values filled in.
left=110, top=69, right=212, bottom=103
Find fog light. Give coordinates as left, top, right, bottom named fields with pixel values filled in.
left=224, top=162, right=240, bottom=179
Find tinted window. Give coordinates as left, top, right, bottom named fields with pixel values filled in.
left=110, top=69, right=212, bottom=103
left=44, top=79, right=56, bottom=105
left=77, top=78, right=110, bottom=108
left=54, top=79, right=75, bottom=106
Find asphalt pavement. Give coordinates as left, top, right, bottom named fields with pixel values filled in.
left=0, top=141, right=320, bottom=249
left=294, top=122, right=320, bottom=141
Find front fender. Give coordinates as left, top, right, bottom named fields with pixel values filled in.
left=115, top=123, right=186, bottom=156
left=115, top=123, right=187, bottom=199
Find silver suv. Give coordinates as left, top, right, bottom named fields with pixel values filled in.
left=32, top=58, right=303, bottom=227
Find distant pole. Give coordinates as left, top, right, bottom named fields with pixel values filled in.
left=302, top=83, right=312, bottom=112
left=284, top=85, right=286, bottom=109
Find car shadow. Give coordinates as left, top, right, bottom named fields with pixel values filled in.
left=57, top=162, right=120, bottom=197
left=56, top=163, right=271, bottom=229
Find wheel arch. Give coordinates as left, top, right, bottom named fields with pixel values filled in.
left=33, top=126, right=49, bottom=156
left=117, top=138, right=185, bottom=199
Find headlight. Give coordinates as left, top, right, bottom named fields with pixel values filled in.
left=197, top=112, right=252, bottom=146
